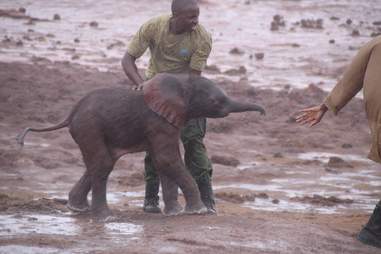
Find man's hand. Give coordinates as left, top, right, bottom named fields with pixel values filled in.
left=296, top=104, right=328, bottom=127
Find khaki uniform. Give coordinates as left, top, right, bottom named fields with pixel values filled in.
left=127, top=15, right=212, bottom=79
left=324, top=36, right=381, bottom=163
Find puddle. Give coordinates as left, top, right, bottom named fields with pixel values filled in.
left=230, top=239, right=290, bottom=252
left=297, top=152, right=371, bottom=164
left=105, top=222, right=142, bottom=235
left=243, top=197, right=345, bottom=214
left=1, top=0, right=379, bottom=90
left=0, top=214, right=79, bottom=236
left=0, top=245, right=71, bottom=254
left=23, top=142, right=50, bottom=148
left=216, top=164, right=381, bottom=214
left=107, top=191, right=144, bottom=204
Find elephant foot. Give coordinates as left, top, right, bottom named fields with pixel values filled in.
left=183, top=204, right=208, bottom=215
left=67, top=201, right=90, bottom=213
left=164, top=202, right=183, bottom=216
left=91, top=206, right=113, bottom=219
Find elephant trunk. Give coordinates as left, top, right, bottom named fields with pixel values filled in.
left=227, top=99, right=266, bottom=115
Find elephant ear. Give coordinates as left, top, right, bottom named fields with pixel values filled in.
left=143, top=75, right=187, bottom=128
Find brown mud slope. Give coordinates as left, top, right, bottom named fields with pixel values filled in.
left=0, top=61, right=380, bottom=253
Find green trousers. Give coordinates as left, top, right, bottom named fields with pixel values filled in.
left=144, top=118, right=213, bottom=201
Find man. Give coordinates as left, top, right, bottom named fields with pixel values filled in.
left=121, top=0, right=216, bottom=214
left=296, top=36, right=381, bottom=248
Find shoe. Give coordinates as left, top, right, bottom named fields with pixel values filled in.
left=197, top=175, right=217, bottom=215
left=143, top=198, right=161, bottom=213
left=357, top=201, right=381, bottom=248
left=143, top=179, right=161, bottom=213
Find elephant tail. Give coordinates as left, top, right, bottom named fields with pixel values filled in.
left=16, top=105, right=77, bottom=146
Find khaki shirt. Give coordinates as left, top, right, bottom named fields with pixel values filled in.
left=127, top=15, right=212, bottom=79
left=324, top=36, right=381, bottom=163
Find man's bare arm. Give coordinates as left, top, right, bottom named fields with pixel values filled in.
left=121, top=52, right=145, bottom=89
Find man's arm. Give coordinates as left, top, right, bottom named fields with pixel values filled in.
left=122, top=52, right=145, bottom=88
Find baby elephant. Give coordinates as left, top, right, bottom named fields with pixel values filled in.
left=17, top=74, right=265, bottom=217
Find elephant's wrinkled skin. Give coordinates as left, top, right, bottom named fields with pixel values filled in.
left=17, top=74, right=265, bottom=217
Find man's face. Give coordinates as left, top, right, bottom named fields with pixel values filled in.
left=173, top=6, right=199, bottom=33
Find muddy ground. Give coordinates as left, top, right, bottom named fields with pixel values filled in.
left=1, top=0, right=381, bottom=254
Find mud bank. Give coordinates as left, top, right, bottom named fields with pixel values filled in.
left=0, top=61, right=380, bottom=253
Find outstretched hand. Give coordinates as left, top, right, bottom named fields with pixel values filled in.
left=296, top=104, right=328, bottom=127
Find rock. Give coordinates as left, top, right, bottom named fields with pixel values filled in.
left=215, top=192, right=255, bottom=204
left=205, top=64, right=221, bottom=73
left=291, top=194, right=353, bottom=206
left=229, top=47, right=244, bottom=55
left=351, top=29, right=360, bottom=37
left=211, top=155, right=240, bottom=167
left=301, top=18, right=324, bottom=29
left=341, top=143, right=353, bottom=149
left=22, top=35, right=32, bottom=41
left=71, top=54, right=80, bottom=60
left=18, top=7, right=26, bottom=13
left=271, top=22, right=279, bottom=31
left=286, top=116, right=296, bottom=123
left=346, top=19, right=352, bottom=25
left=373, top=21, right=381, bottom=26
left=224, top=66, right=247, bottom=75
left=273, top=152, right=284, bottom=158
left=272, top=199, right=280, bottom=204
left=16, top=40, right=23, bottom=46
left=74, top=38, right=80, bottom=43
left=270, top=15, right=286, bottom=31
left=330, top=16, right=340, bottom=21
left=53, top=14, right=61, bottom=20
left=89, top=21, right=98, bottom=27
left=326, top=156, right=353, bottom=168
left=371, top=32, right=381, bottom=37
left=245, top=87, right=257, bottom=97
left=254, top=52, right=264, bottom=60
left=106, top=40, right=126, bottom=50
left=329, top=39, right=335, bottom=44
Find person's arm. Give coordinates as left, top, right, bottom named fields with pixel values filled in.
left=122, top=52, right=144, bottom=88
left=122, top=19, right=155, bottom=89
left=296, top=37, right=381, bottom=126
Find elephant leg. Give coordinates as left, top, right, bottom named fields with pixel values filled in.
left=148, top=131, right=207, bottom=214
left=67, top=170, right=91, bottom=212
left=160, top=174, right=182, bottom=215
left=76, top=136, right=115, bottom=218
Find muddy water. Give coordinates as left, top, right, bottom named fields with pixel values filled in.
left=1, top=0, right=381, bottom=90
left=216, top=152, right=381, bottom=214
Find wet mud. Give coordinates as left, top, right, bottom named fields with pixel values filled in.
left=1, top=0, right=381, bottom=253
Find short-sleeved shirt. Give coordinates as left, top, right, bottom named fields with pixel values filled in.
left=127, top=15, right=212, bottom=79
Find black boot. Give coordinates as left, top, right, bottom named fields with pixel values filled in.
left=357, top=200, right=381, bottom=248
left=143, top=180, right=161, bottom=213
left=196, top=175, right=217, bottom=214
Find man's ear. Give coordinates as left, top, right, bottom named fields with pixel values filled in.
left=143, top=75, right=187, bottom=128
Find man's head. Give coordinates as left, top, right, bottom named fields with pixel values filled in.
left=170, top=0, right=199, bottom=34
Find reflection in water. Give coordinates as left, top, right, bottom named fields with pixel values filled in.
left=0, top=245, right=71, bottom=254
left=0, top=214, right=79, bottom=236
